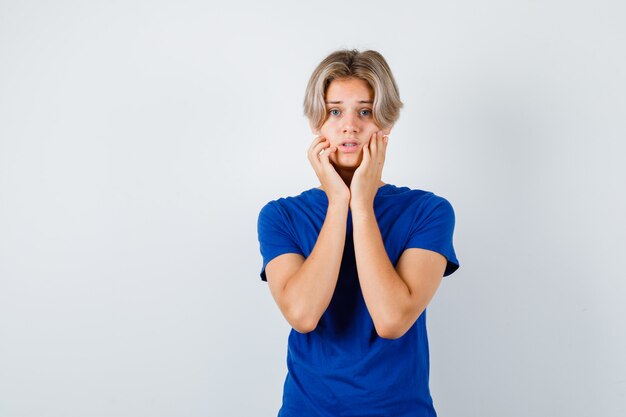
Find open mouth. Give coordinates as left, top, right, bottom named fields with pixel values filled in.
left=338, top=140, right=359, bottom=153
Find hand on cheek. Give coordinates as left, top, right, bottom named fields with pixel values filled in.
left=349, top=130, right=389, bottom=211
left=307, top=136, right=350, bottom=204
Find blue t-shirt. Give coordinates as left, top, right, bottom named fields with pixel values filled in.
left=257, top=183, right=460, bottom=417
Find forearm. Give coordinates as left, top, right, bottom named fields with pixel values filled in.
left=283, top=201, right=349, bottom=331
left=352, top=206, right=412, bottom=337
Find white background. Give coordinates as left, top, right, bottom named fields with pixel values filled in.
left=1, top=1, right=625, bottom=416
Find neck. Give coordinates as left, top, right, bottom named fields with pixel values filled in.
left=336, top=166, right=355, bottom=188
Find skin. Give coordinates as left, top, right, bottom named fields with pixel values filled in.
left=310, top=77, right=390, bottom=203
left=265, top=77, right=448, bottom=339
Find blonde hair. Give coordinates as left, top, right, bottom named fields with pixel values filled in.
left=303, top=49, right=403, bottom=132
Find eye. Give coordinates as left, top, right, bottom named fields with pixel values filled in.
left=329, top=109, right=340, bottom=116
left=360, top=109, right=372, bottom=117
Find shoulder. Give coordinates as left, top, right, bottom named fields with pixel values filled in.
left=383, top=184, right=454, bottom=211
left=380, top=185, right=456, bottom=232
left=258, top=187, right=323, bottom=220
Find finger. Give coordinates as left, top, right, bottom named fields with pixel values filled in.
left=313, top=139, right=329, bottom=156
left=377, top=133, right=388, bottom=176
left=368, top=131, right=380, bottom=167
left=361, top=141, right=371, bottom=165
left=376, top=131, right=384, bottom=162
left=369, top=131, right=378, bottom=155
left=319, top=145, right=336, bottom=162
left=308, top=138, right=329, bottom=163
left=370, top=131, right=378, bottom=162
left=307, top=136, right=326, bottom=155
left=382, top=134, right=389, bottom=157
left=378, top=132, right=387, bottom=168
left=319, top=146, right=337, bottom=169
left=308, top=135, right=323, bottom=151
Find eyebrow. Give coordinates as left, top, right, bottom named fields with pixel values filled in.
left=325, top=100, right=373, bottom=104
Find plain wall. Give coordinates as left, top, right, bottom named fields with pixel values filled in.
left=1, top=1, right=624, bottom=416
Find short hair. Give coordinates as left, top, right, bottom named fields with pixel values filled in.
left=303, top=49, right=403, bottom=132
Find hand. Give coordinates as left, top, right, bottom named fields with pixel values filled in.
left=307, top=136, right=350, bottom=205
left=350, top=130, right=389, bottom=211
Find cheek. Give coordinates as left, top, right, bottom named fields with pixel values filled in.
left=365, top=127, right=380, bottom=138
left=319, top=127, right=334, bottom=141
left=320, top=121, right=340, bottom=135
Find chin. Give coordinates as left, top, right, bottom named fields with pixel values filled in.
left=331, top=155, right=363, bottom=169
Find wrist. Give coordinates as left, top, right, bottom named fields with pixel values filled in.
left=328, top=199, right=350, bottom=210
left=350, top=202, right=375, bottom=217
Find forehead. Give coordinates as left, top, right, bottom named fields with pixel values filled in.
left=325, top=78, right=373, bottom=103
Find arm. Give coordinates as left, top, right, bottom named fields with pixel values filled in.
left=349, top=130, right=447, bottom=339
left=265, top=201, right=349, bottom=333
left=351, top=208, right=446, bottom=339
left=265, top=135, right=351, bottom=334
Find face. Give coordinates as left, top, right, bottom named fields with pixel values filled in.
left=312, top=77, right=391, bottom=172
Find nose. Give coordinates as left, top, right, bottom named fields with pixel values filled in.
left=341, top=112, right=359, bottom=135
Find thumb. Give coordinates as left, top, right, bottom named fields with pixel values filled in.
left=320, top=146, right=337, bottom=164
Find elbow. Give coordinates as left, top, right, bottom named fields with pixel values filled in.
left=376, top=325, right=407, bottom=340
left=287, top=307, right=320, bottom=334
left=293, top=322, right=316, bottom=334
left=291, top=317, right=318, bottom=334
left=374, top=311, right=412, bottom=340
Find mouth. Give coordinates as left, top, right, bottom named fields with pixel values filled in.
left=338, top=140, right=360, bottom=153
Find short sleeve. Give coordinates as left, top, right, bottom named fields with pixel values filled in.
left=257, top=201, right=304, bottom=282
left=405, top=196, right=460, bottom=277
